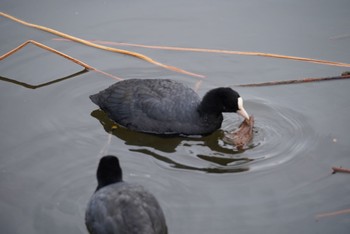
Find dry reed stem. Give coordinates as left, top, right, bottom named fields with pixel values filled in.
left=316, top=208, right=350, bottom=219
left=75, top=39, right=350, bottom=68
left=235, top=74, right=350, bottom=87
left=54, top=38, right=350, bottom=87
left=330, top=33, right=350, bottom=40
left=0, top=12, right=204, bottom=78
left=332, top=166, right=350, bottom=174
left=98, top=133, right=113, bottom=158
left=0, top=40, right=93, bottom=68
left=0, top=40, right=122, bottom=81
left=194, top=80, right=203, bottom=92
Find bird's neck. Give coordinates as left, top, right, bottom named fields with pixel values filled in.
left=197, top=88, right=227, bottom=116
left=96, top=176, right=122, bottom=191
left=197, top=99, right=221, bottom=116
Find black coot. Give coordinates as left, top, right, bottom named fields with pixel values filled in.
left=85, top=155, right=167, bottom=234
left=90, top=79, right=249, bottom=135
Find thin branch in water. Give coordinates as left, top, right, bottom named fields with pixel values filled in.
left=0, top=12, right=204, bottom=78
left=329, top=33, right=350, bottom=40
left=0, top=40, right=122, bottom=81
left=1, top=40, right=93, bottom=68
left=92, top=68, right=123, bottom=81
left=98, top=133, right=113, bottom=158
left=316, top=208, right=350, bottom=219
left=54, top=38, right=350, bottom=68
left=332, top=166, right=350, bottom=174
left=194, top=80, right=203, bottom=92
left=234, top=74, right=350, bottom=87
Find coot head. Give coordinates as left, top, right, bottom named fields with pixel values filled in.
left=96, top=155, right=122, bottom=191
left=199, top=87, right=249, bottom=120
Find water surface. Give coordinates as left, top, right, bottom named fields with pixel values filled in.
left=1, top=0, right=350, bottom=233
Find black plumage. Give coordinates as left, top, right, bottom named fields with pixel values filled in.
left=90, top=79, right=249, bottom=135
left=85, top=156, right=167, bottom=234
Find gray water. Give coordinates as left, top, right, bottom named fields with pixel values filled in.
left=1, top=0, right=350, bottom=233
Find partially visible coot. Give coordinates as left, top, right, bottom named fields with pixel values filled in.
left=85, top=156, right=167, bottom=234
left=90, top=79, right=249, bottom=135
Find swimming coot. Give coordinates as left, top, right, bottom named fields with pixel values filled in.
left=90, top=79, right=249, bottom=135
left=85, top=156, right=167, bottom=234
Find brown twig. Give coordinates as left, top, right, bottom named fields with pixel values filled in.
left=0, top=40, right=122, bottom=81
left=330, top=33, right=350, bottom=40
left=234, top=74, right=350, bottom=87
left=0, top=11, right=204, bottom=78
left=194, top=80, right=203, bottom=92
left=1, top=40, right=92, bottom=68
left=53, top=38, right=350, bottom=68
left=332, top=166, right=350, bottom=174
left=316, top=208, right=350, bottom=219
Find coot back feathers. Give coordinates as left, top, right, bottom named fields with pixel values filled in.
left=85, top=155, right=167, bottom=234
left=90, top=79, right=249, bottom=135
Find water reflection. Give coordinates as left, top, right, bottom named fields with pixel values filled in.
left=91, top=109, right=251, bottom=173
left=0, top=69, right=88, bottom=89
left=91, top=99, right=317, bottom=173
left=91, top=109, right=182, bottom=152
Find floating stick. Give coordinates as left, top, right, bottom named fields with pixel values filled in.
left=234, top=74, right=350, bottom=87
left=0, top=12, right=204, bottom=78
left=316, top=208, right=350, bottom=219
left=0, top=40, right=122, bottom=81
left=1, top=40, right=93, bottom=69
left=332, top=166, right=350, bottom=174
left=69, top=39, right=350, bottom=68
left=330, top=33, right=350, bottom=40
left=54, top=38, right=350, bottom=87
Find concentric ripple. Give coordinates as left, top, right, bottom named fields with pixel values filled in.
left=219, top=99, right=317, bottom=171
left=92, top=98, right=318, bottom=173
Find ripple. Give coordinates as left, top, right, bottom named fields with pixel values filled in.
left=221, top=99, right=317, bottom=171
left=92, top=98, right=318, bottom=173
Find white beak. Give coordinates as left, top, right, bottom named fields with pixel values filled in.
left=237, top=108, right=250, bottom=120
left=237, top=97, right=250, bottom=120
